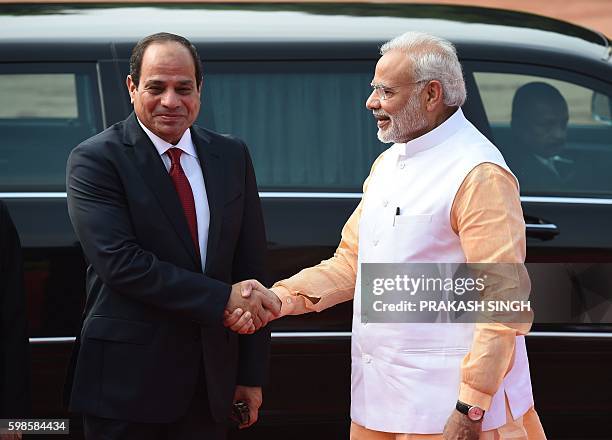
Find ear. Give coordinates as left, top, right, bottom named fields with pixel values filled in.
left=424, top=80, right=444, bottom=112
left=126, top=75, right=137, bottom=104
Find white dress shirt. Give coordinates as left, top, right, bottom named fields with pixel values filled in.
left=137, top=118, right=210, bottom=270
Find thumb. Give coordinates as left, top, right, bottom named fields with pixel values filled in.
left=241, top=280, right=256, bottom=298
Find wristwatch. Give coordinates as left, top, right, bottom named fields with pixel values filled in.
left=456, top=400, right=485, bottom=422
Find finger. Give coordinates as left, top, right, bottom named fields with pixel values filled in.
left=238, top=319, right=255, bottom=335
left=225, top=307, right=242, bottom=318
left=254, top=303, right=271, bottom=327
left=245, top=279, right=267, bottom=296
left=247, top=405, right=258, bottom=427
left=260, top=289, right=282, bottom=316
left=230, top=311, right=251, bottom=332
left=232, top=311, right=251, bottom=332
left=234, top=311, right=253, bottom=333
left=260, top=309, right=277, bottom=326
left=238, top=406, right=257, bottom=429
left=252, top=312, right=263, bottom=331
left=223, top=308, right=243, bottom=328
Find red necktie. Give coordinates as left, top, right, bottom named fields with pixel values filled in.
left=167, top=148, right=199, bottom=256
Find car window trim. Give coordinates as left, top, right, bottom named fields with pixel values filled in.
left=27, top=331, right=612, bottom=345
left=4, top=191, right=612, bottom=206
left=464, top=60, right=612, bottom=94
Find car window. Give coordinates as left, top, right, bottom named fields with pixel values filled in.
left=0, top=64, right=102, bottom=191
left=199, top=61, right=382, bottom=191
left=473, top=70, right=612, bottom=197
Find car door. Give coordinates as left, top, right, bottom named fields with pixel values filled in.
left=464, top=60, right=612, bottom=437
left=0, top=62, right=104, bottom=419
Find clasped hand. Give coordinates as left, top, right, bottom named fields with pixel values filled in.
left=224, top=280, right=281, bottom=334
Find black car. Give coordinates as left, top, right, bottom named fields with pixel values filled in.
left=1, top=3, right=611, bottom=439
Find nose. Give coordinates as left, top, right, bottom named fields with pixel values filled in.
left=161, top=89, right=181, bottom=109
left=366, top=89, right=381, bottom=110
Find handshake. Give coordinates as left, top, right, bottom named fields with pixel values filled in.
left=224, top=280, right=282, bottom=334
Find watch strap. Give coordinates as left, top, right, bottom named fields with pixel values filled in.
left=455, top=400, right=471, bottom=415
left=456, top=400, right=485, bottom=421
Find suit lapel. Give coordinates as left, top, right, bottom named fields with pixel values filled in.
left=122, top=113, right=200, bottom=268
left=192, top=129, right=224, bottom=275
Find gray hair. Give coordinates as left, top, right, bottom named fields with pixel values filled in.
left=380, top=31, right=466, bottom=107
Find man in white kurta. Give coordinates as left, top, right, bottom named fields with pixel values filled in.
left=225, top=32, right=547, bottom=439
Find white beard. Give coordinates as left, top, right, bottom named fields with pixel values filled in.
left=377, top=92, right=428, bottom=144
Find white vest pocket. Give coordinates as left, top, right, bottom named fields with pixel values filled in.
left=394, top=214, right=433, bottom=225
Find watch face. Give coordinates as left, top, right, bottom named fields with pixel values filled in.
left=467, top=406, right=484, bottom=421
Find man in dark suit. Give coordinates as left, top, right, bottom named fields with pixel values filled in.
left=0, top=200, right=30, bottom=440
left=65, top=33, right=280, bottom=439
left=508, top=82, right=574, bottom=193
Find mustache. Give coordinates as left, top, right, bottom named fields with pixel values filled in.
left=372, top=110, right=390, bottom=118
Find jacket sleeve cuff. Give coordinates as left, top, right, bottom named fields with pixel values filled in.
left=459, top=382, right=494, bottom=411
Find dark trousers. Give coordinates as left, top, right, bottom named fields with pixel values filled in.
left=83, top=365, right=227, bottom=440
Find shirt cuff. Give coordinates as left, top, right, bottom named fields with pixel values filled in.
left=271, top=285, right=298, bottom=316
left=271, top=285, right=321, bottom=316
left=458, top=382, right=494, bottom=411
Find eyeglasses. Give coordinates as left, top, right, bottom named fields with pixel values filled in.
left=370, top=79, right=429, bottom=101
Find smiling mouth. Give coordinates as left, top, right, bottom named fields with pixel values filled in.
left=375, top=115, right=390, bottom=128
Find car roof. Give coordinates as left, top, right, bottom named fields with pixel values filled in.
left=2, top=3, right=611, bottom=63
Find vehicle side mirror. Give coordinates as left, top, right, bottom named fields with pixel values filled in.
left=591, top=91, right=612, bottom=124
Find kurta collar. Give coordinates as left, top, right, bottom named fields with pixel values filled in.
left=393, top=107, right=466, bottom=157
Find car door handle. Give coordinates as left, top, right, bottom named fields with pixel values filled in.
left=525, top=221, right=560, bottom=240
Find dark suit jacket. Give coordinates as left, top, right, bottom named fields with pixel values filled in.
left=508, top=152, right=572, bottom=194
left=65, top=113, right=269, bottom=423
left=0, top=201, right=31, bottom=418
